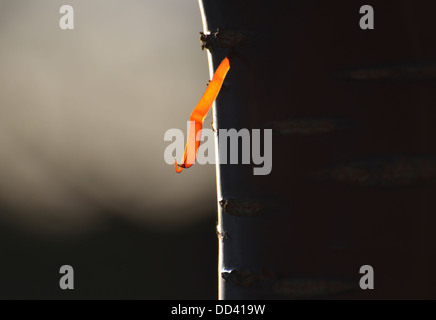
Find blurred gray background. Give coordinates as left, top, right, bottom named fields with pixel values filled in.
left=0, top=0, right=218, bottom=299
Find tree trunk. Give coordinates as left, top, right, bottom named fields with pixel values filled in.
left=199, top=0, right=436, bottom=299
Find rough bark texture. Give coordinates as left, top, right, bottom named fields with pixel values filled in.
left=199, top=0, right=436, bottom=299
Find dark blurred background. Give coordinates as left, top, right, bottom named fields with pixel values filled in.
left=0, top=0, right=218, bottom=299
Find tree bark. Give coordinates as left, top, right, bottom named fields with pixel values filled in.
left=199, top=0, right=436, bottom=299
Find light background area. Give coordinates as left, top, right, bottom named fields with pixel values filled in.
left=0, top=0, right=216, bottom=233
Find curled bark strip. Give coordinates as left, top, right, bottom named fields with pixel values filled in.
left=175, top=57, right=230, bottom=173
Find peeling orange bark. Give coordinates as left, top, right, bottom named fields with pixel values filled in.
left=175, top=57, right=230, bottom=173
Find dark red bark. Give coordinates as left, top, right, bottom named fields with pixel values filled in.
left=199, top=0, right=436, bottom=299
